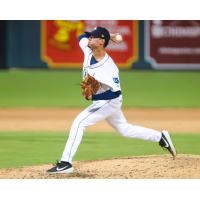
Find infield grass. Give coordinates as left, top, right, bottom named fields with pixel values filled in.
left=0, top=70, right=200, bottom=107
left=0, top=131, right=199, bottom=168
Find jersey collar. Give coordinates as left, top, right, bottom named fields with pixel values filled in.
left=86, top=53, right=109, bottom=69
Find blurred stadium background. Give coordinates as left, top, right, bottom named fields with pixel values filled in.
left=1, top=20, right=200, bottom=70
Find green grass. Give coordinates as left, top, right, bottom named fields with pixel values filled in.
left=0, top=131, right=199, bottom=168
left=0, top=70, right=89, bottom=107
left=0, top=70, right=200, bottom=107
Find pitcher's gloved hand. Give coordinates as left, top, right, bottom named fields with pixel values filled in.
left=80, top=74, right=101, bottom=100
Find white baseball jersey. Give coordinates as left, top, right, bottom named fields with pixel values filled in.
left=60, top=35, right=162, bottom=164
left=79, top=37, right=121, bottom=94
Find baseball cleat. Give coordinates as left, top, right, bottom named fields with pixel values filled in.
left=47, top=161, right=74, bottom=174
left=159, top=130, right=177, bottom=159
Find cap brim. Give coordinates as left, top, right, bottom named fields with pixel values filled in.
left=85, top=31, right=91, bottom=35
left=85, top=30, right=99, bottom=37
left=85, top=31, right=92, bottom=36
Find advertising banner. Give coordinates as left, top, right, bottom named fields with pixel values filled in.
left=41, top=20, right=138, bottom=69
left=145, top=20, right=200, bottom=69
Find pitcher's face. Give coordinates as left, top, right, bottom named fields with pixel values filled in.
left=88, top=36, right=105, bottom=49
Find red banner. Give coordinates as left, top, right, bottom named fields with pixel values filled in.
left=145, top=20, right=200, bottom=69
left=41, top=20, right=138, bottom=69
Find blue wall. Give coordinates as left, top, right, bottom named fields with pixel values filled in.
left=0, top=21, right=7, bottom=69
left=6, top=20, right=46, bottom=68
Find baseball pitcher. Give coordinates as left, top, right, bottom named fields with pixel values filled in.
left=47, top=27, right=177, bottom=174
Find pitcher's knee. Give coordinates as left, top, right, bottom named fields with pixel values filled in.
left=72, top=115, right=90, bottom=130
left=114, top=123, right=135, bottom=137
left=114, top=125, right=127, bottom=137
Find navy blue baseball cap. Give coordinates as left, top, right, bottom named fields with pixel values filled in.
left=85, top=26, right=110, bottom=47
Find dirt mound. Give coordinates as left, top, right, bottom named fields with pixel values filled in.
left=0, top=154, right=200, bottom=179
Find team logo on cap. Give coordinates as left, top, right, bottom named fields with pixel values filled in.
left=101, top=34, right=105, bottom=38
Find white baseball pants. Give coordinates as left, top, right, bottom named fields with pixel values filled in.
left=61, top=95, right=162, bottom=163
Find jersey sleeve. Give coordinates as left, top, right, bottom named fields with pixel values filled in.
left=78, top=34, right=90, bottom=53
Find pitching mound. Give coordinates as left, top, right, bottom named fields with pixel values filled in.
left=0, top=154, right=200, bottom=179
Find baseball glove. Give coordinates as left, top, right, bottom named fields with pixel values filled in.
left=81, top=74, right=101, bottom=100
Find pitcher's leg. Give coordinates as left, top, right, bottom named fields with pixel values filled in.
left=60, top=110, right=88, bottom=163
left=61, top=100, right=118, bottom=163
left=106, top=109, right=161, bottom=142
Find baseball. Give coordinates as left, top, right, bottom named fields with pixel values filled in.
left=115, top=34, right=123, bottom=42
